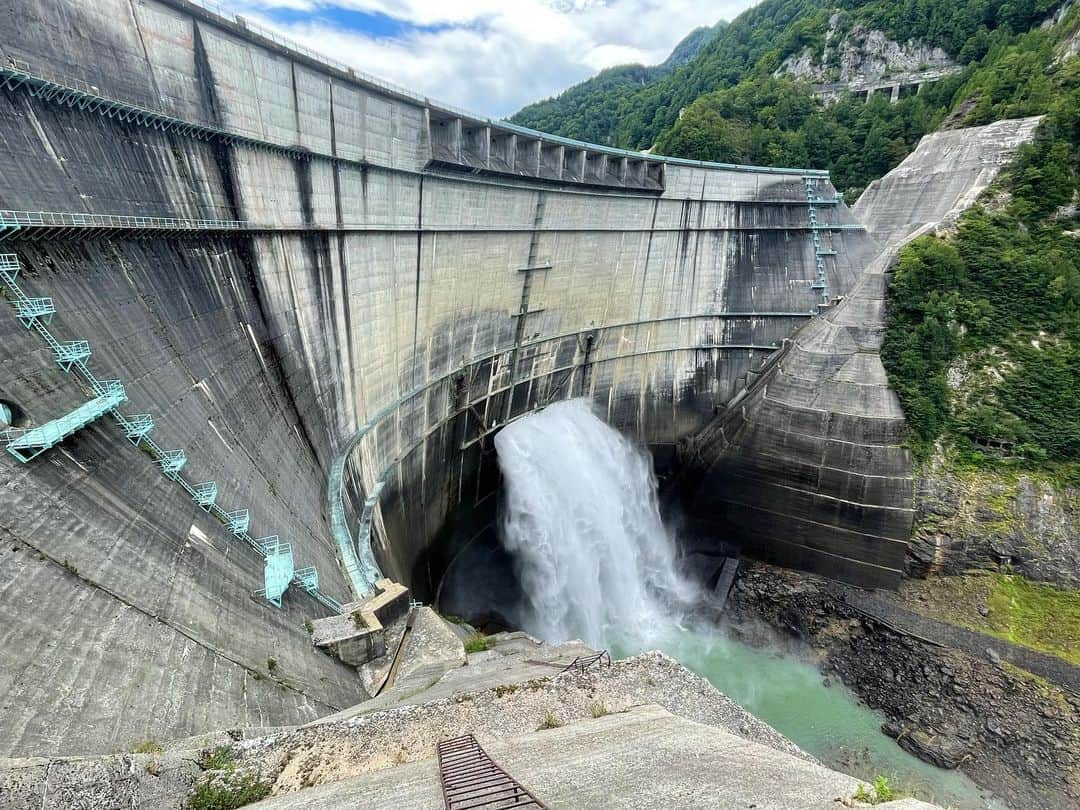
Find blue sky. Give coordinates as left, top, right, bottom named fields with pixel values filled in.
left=225, top=1, right=759, bottom=118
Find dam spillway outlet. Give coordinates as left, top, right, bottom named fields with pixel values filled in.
left=0, top=0, right=920, bottom=758
left=487, top=399, right=697, bottom=649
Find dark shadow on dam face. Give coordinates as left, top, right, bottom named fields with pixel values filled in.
left=438, top=525, right=524, bottom=631
left=425, top=432, right=522, bottom=629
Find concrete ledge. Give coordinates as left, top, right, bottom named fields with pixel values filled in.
left=311, top=580, right=409, bottom=667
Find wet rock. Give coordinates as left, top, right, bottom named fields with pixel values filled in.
left=882, top=721, right=973, bottom=769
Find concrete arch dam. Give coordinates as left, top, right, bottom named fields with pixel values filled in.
left=0, top=0, right=913, bottom=756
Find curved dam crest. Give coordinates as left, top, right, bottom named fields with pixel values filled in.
left=0, top=0, right=1035, bottom=757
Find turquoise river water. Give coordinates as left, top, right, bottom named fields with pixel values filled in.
left=617, top=626, right=1008, bottom=810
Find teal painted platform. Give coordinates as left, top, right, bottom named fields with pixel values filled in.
left=7, top=387, right=126, bottom=462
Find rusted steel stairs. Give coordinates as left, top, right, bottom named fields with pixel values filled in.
left=437, top=734, right=548, bottom=809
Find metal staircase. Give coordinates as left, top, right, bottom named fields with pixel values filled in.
left=255, top=536, right=295, bottom=608
left=0, top=253, right=343, bottom=613
left=437, top=734, right=549, bottom=809
left=803, top=177, right=841, bottom=303
left=5, top=387, right=126, bottom=462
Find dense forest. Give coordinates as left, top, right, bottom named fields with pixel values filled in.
left=881, top=55, right=1080, bottom=482
left=512, top=0, right=1068, bottom=198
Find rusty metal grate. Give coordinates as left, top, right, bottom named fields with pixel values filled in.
left=437, top=734, right=548, bottom=809
left=560, top=650, right=612, bottom=674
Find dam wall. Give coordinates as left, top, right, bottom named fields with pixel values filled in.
left=0, top=0, right=877, bottom=754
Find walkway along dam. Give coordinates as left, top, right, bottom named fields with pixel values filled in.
left=0, top=0, right=1005, bottom=756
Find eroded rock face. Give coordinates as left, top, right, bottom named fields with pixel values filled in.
left=909, top=454, right=1080, bottom=589
left=882, top=720, right=974, bottom=769
left=776, top=18, right=955, bottom=86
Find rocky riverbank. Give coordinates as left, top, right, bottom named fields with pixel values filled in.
left=726, top=563, right=1080, bottom=809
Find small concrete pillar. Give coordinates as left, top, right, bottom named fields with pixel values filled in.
left=564, top=149, right=586, bottom=182
left=449, top=118, right=463, bottom=161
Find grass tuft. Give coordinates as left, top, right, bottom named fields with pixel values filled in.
left=200, top=745, right=236, bottom=771
left=187, top=772, right=269, bottom=810
left=464, top=633, right=492, bottom=653
left=852, top=775, right=901, bottom=805
left=538, top=710, right=562, bottom=730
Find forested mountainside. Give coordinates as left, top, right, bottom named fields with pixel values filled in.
left=509, top=21, right=727, bottom=144
left=883, top=71, right=1080, bottom=608
left=512, top=0, right=1070, bottom=199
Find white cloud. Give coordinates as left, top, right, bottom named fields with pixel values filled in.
left=229, top=0, right=759, bottom=118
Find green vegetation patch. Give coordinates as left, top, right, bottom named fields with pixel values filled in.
left=132, top=739, right=164, bottom=754
left=464, top=633, right=492, bottom=654
left=187, top=772, right=270, bottom=810
left=853, top=775, right=901, bottom=804
left=200, top=745, right=236, bottom=771
left=984, top=574, right=1080, bottom=666
left=904, top=574, right=1080, bottom=666
left=655, top=73, right=963, bottom=200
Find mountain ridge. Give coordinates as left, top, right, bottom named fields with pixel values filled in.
left=511, top=0, right=1067, bottom=162
left=507, top=20, right=727, bottom=145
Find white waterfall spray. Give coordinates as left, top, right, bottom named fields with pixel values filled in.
left=494, top=399, right=699, bottom=649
